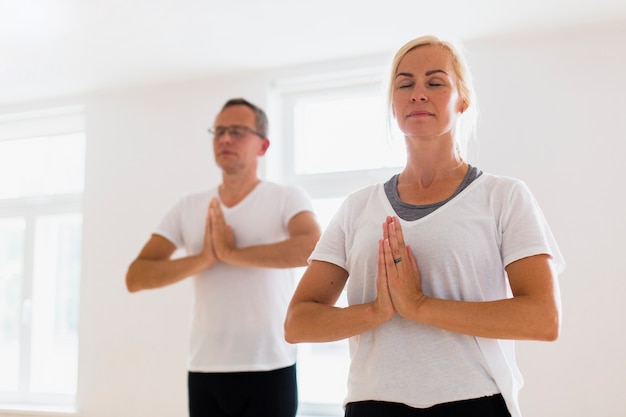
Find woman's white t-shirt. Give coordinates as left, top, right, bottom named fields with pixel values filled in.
left=310, top=173, right=565, bottom=416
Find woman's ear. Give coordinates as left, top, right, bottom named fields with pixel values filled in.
left=458, top=99, right=468, bottom=114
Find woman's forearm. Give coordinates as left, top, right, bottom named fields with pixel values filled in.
left=407, top=295, right=560, bottom=341
left=284, top=300, right=387, bottom=343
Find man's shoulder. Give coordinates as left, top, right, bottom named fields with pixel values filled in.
left=258, top=180, right=305, bottom=196
left=178, top=187, right=217, bottom=205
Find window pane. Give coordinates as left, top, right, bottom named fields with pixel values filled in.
left=0, top=218, right=25, bottom=392
left=0, top=133, right=85, bottom=199
left=293, top=94, right=405, bottom=175
left=30, top=213, right=82, bottom=394
left=296, top=275, right=349, bottom=405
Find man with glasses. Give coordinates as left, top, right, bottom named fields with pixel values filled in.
left=126, top=98, right=321, bottom=417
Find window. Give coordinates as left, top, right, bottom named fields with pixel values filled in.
left=268, top=68, right=405, bottom=201
left=0, top=107, right=85, bottom=412
left=269, top=69, right=405, bottom=415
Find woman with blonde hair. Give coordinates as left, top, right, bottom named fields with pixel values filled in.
left=284, top=36, right=564, bottom=417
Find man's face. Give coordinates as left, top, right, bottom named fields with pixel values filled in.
left=211, top=105, right=269, bottom=174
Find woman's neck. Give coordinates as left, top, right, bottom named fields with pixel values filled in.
left=397, top=139, right=467, bottom=205
left=401, top=139, right=465, bottom=188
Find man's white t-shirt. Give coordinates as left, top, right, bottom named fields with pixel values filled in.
left=155, top=181, right=313, bottom=372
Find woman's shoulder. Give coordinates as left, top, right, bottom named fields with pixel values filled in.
left=344, top=182, right=385, bottom=203
left=326, top=183, right=385, bottom=221
left=471, top=172, right=538, bottom=207
left=475, top=172, right=528, bottom=191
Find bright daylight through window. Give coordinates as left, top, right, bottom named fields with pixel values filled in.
left=0, top=108, right=84, bottom=412
left=293, top=94, right=404, bottom=175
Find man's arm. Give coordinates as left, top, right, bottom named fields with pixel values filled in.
left=126, top=229, right=217, bottom=292
left=210, top=198, right=321, bottom=268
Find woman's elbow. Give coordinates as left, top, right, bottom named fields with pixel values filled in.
left=284, top=328, right=298, bottom=345
left=125, top=265, right=144, bottom=293
left=283, top=314, right=299, bottom=344
left=537, top=322, right=559, bottom=342
left=534, top=308, right=561, bottom=342
left=126, top=275, right=140, bottom=293
left=545, top=314, right=561, bottom=342
left=284, top=304, right=311, bottom=344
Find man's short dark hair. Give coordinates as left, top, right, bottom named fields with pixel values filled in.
left=221, top=98, right=269, bottom=138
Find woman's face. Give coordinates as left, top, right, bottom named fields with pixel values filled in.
left=392, top=44, right=466, bottom=142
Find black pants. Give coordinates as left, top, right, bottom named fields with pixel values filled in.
left=345, top=394, right=511, bottom=417
left=187, top=364, right=297, bottom=417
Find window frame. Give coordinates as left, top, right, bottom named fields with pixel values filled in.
left=267, top=66, right=402, bottom=199
left=0, top=107, right=85, bottom=413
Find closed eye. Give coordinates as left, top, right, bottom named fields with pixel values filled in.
left=396, top=79, right=414, bottom=89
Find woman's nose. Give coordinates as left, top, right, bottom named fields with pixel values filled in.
left=411, top=91, right=428, bottom=102
left=411, top=87, right=428, bottom=102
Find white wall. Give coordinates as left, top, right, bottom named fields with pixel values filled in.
left=470, top=23, right=626, bottom=416
left=1, top=23, right=625, bottom=417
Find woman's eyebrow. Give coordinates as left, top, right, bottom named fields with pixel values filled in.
left=425, top=69, right=448, bottom=76
left=395, top=72, right=413, bottom=79
left=395, top=69, right=449, bottom=79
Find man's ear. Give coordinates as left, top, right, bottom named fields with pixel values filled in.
left=259, top=138, right=270, bottom=155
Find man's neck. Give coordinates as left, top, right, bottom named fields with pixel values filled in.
left=218, top=174, right=261, bottom=207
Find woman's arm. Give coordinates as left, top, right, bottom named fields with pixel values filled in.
left=384, top=216, right=561, bottom=341
left=284, top=240, right=396, bottom=343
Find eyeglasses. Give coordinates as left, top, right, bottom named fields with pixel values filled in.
left=208, top=125, right=265, bottom=140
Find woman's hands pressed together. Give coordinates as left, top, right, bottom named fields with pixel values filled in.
left=377, top=216, right=561, bottom=340
left=379, top=216, right=427, bottom=321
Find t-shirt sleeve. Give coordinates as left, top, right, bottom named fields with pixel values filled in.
left=308, top=197, right=349, bottom=270
left=282, top=185, right=315, bottom=225
left=500, top=180, right=565, bottom=274
left=154, top=198, right=185, bottom=249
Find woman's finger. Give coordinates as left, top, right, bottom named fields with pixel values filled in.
left=387, top=218, right=405, bottom=266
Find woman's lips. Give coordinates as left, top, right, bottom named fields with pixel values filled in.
left=406, top=110, right=433, bottom=117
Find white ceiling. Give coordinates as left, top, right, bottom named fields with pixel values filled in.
left=2, top=0, right=625, bottom=106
